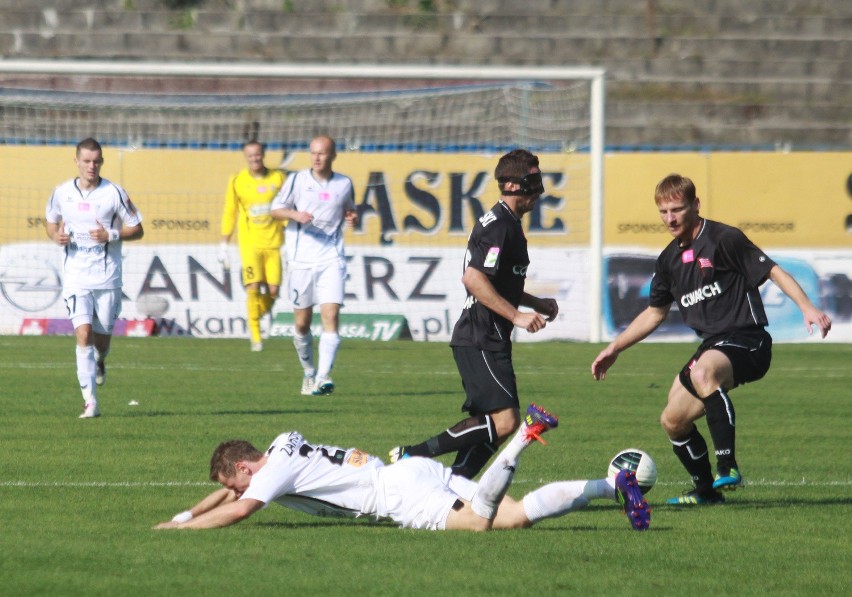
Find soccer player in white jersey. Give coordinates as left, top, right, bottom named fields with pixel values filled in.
left=44, top=138, right=144, bottom=418
left=271, top=135, right=359, bottom=396
left=155, top=404, right=651, bottom=532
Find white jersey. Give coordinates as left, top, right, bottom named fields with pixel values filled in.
left=271, top=169, right=355, bottom=268
left=241, top=431, right=384, bottom=520
left=45, top=177, right=142, bottom=290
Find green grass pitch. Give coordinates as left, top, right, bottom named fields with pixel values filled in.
left=1, top=336, right=849, bottom=595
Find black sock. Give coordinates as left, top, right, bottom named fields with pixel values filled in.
left=450, top=442, right=498, bottom=479
left=404, top=415, right=496, bottom=458
left=703, top=388, right=737, bottom=472
left=671, top=425, right=714, bottom=492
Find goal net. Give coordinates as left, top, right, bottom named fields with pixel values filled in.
left=0, top=62, right=604, bottom=342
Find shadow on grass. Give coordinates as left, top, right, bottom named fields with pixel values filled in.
left=358, top=390, right=459, bottom=398
left=527, top=524, right=674, bottom=533
left=255, top=520, right=398, bottom=530
left=662, top=496, right=852, bottom=509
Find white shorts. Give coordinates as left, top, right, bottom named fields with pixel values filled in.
left=286, top=259, right=346, bottom=309
left=63, top=287, right=122, bottom=334
left=375, top=457, right=478, bottom=530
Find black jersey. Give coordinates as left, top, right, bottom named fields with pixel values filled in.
left=649, top=219, right=776, bottom=338
left=450, top=201, right=529, bottom=351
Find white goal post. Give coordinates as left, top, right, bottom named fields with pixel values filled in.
left=0, top=60, right=605, bottom=342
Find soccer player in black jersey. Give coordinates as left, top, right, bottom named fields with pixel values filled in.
left=592, top=174, right=832, bottom=505
left=389, top=149, right=559, bottom=478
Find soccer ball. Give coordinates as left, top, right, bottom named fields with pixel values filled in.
left=135, top=294, right=170, bottom=318
left=607, top=449, right=657, bottom=494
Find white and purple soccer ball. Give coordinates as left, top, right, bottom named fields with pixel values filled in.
left=608, top=449, right=657, bottom=494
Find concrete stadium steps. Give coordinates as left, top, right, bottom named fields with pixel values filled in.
left=1, top=29, right=845, bottom=72
left=606, top=99, right=852, bottom=147
left=0, top=0, right=848, bottom=148
left=1, top=7, right=847, bottom=38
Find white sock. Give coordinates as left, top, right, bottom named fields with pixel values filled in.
left=316, top=332, right=340, bottom=379
left=292, top=332, right=315, bottom=376
left=499, top=418, right=539, bottom=463
left=471, top=452, right=516, bottom=520
left=76, top=345, right=96, bottom=402
left=470, top=422, right=536, bottom=519
left=522, top=478, right=614, bottom=523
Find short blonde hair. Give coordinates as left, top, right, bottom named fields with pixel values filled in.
left=654, top=174, right=697, bottom=205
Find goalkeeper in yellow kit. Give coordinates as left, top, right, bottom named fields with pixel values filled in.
left=219, top=141, right=286, bottom=351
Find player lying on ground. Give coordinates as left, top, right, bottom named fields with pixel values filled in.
left=155, top=404, right=650, bottom=531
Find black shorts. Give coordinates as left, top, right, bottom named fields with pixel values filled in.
left=678, top=327, right=773, bottom=398
left=452, top=345, right=519, bottom=415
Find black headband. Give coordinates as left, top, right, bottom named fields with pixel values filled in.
left=498, top=172, right=545, bottom=196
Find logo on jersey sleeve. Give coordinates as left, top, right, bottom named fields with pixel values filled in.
left=479, top=211, right=497, bottom=227
left=484, top=247, right=500, bottom=268
left=345, top=449, right=372, bottom=468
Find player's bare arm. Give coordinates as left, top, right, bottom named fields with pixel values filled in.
left=344, top=209, right=359, bottom=227
left=188, top=487, right=237, bottom=516
left=591, top=305, right=669, bottom=380
left=155, top=496, right=264, bottom=530
left=154, top=487, right=236, bottom=528
left=45, top=221, right=69, bottom=246
left=462, top=267, right=546, bottom=333
left=767, top=265, right=832, bottom=338
left=271, top=207, right=312, bottom=224
left=88, top=220, right=144, bottom=243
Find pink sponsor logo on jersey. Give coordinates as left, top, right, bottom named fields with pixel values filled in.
left=484, top=246, right=500, bottom=268
left=79, top=203, right=90, bottom=211
left=319, top=191, right=332, bottom=202
left=681, top=249, right=694, bottom=263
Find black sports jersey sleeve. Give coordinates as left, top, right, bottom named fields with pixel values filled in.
left=450, top=202, right=529, bottom=350
left=649, top=219, right=776, bottom=338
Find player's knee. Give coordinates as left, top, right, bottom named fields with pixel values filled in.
left=688, top=364, right=722, bottom=396
left=660, top=409, right=688, bottom=437
left=491, top=409, right=521, bottom=439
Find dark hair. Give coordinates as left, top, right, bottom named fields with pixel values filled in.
left=76, top=137, right=103, bottom=156
left=209, top=440, right=264, bottom=481
left=495, top=149, right=539, bottom=192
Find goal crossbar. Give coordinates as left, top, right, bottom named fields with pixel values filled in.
left=0, top=60, right=605, bottom=342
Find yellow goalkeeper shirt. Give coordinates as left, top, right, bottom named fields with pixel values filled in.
left=221, top=168, right=286, bottom=250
